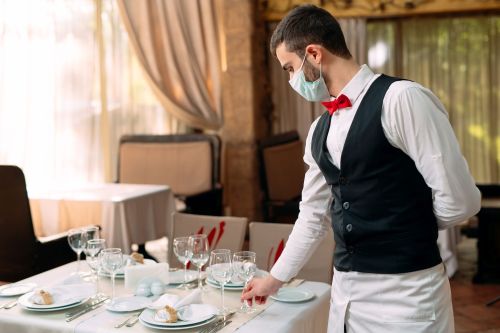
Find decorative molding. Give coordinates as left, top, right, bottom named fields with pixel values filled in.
left=261, top=0, right=500, bottom=20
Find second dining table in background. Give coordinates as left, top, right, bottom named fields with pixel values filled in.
left=28, top=183, right=176, bottom=253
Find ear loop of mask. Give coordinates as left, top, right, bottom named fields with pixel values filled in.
left=299, top=53, right=322, bottom=81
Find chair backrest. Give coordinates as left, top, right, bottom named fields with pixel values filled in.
left=259, top=131, right=304, bottom=201
left=249, top=222, right=334, bottom=283
left=170, top=213, right=247, bottom=267
left=0, top=166, right=38, bottom=280
left=118, top=134, right=221, bottom=196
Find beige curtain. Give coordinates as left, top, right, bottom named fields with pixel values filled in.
left=117, top=0, right=223, bottom=131
left=401, top=17, right=499, bottom=183
left=0, top=0, right=180, bottom=187
left=269, top=18, right=367, bottom=142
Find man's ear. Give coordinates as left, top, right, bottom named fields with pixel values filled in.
left=305, top=44, right=323, bottom=65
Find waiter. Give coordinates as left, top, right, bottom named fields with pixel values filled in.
left=241, top=4, right=481, bottom=332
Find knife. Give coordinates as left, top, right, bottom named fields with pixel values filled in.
left=199, top=312, right=235, bottom=333
left=208, top=320, right=232, bottom=333
left=65, top=297, right=109, bottom=322
left=65, top=295, right=108, bottom=317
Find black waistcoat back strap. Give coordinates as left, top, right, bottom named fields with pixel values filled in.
left=311, top=75, right=442, bottom=274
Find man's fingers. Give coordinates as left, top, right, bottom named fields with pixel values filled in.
left=255, top=295, right=267, bottom=305
left=240, top=285, right=254, bottom=301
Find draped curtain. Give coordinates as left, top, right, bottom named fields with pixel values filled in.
left=269, top=19, right=367, bottom=143
left=117, top=0, right=223, bottom=131
left=0, top=0, right=179, bottom=186
left=367, top=16, right=500, bottom=183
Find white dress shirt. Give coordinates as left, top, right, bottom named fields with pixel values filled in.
left=270, top=64, right=481, bottom=283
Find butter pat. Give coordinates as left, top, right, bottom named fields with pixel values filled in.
left=124, top=262, right=169, bottom=290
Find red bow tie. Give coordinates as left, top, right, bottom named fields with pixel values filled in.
left=321, top=94, right=352, bottom=115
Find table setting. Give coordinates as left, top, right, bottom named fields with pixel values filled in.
left=0, top=230, right=330, bottom=333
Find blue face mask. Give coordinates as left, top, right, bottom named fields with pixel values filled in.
left=288, top=54, right=330, bottom=102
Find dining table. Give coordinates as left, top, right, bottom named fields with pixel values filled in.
left=0, top=262, right=331, bottom=333
left=28, top=183, right=176, bottom=253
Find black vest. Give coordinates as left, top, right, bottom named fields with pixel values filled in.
left=312, top=75, right=442, bottom=274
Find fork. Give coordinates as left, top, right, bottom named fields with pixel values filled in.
left=114, top=309, right=144, bottom=328
left=2, top=299, right=17, bottom=309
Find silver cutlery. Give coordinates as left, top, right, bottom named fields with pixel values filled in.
left=114, top=309, right=144, bottom=328
left=198, top=312, right=235, bottom=333
left=208, top=320, right=232, bottom=333
left=66, top=297, right=109, bottom=322
left=0, top=299, right=16, bottom=309
left=65, top=295, right=108, bottom=317
left=2, top=300, right=17, bottom=310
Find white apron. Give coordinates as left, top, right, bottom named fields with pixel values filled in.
left=327, top=263, right=455, bottom=333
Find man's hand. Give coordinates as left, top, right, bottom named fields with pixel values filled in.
left=240, top=275, right=284, bottom=305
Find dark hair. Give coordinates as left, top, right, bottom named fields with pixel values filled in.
left=270, top=4, right=351, bottom=59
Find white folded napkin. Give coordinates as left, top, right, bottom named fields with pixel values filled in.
left=148, top=289, right=202, bottom=310
left=124, top=262, right=169, bottom=290
left=34, top=275, right=96, bottom=305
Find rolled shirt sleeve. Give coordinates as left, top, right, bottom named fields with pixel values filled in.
left=382, top=81, right=481, bottom=230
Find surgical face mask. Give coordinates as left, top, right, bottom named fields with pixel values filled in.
left=288, top=54, right=330, bottom=102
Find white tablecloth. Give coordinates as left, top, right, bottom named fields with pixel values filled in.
left=29, top=183, right=176, bottom=252
left=0, top=262, right=330, bottom=333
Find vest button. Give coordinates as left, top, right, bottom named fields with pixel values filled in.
left=343, top=202, right=350, bottom=210
left=346, top=224, right=353, bottom=232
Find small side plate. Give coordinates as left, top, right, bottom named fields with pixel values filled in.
left=270, top=288, right=315, bottom=303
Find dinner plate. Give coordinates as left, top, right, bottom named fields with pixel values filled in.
left=18, top=292, right=88, bottom=312
left=168, top=270, right=198, bottom=285
left=139, top=316, right=216, bottom=331
left=206, top=280, right=244, bottom=291
left=105, top=295, right=151, bottom=312
left=270, top=288, right=315, bottom=303
left=139, top=306, right=217, bottom=329
left=0, top=283, right=37, bottom=297
left=99, top=258, right=157, bottom=278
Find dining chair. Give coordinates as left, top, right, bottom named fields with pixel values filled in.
left=117, top=134, right=223, bottom=216
left=0, top=165, right=74, bottom=282
left=170, top=212, right=248, bottom=268
left=249, top=222, right=335, bottom=283
left=258, top=131, right=305, bottom=222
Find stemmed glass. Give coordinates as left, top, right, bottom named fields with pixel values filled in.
left=85, top=239, right=106, bottom=294
left=187, top=234, right=209, bottom=290
left=100, top=248, right=123, bottom=305
left=233, top=251, right=257, bottom=313
left=209, top=249, right=233, bottom=315
left=67, top=228, right=85, bottom=274
left=173, top=237, right=191, bottom=289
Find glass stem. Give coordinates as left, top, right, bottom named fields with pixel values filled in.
left=111, top=272, right=116, bottom=303
left=95, top=270, right=100, bottom=294
left=242, top=280, right=250, bottom=309
left=76, top=252, right=81, bottom=273
left=183, top=262, right=188, bottom=286
left=221, top=283, right=225, bottom=312
left=197, top=266, right=202, bottom=289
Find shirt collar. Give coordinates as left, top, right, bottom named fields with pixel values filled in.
left=336, top=64, right=375, bottom=105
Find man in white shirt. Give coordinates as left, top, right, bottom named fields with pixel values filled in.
left=241, top=4, right=481, bottom=333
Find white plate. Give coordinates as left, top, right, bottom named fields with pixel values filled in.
left=0, top=283, right=37, bottom=297
left=139, top=306, right=217, bottom=328
left=206, top=280, right=244, bottom=291
left=100, top=259, right=157, bottom=278
left=18, top=290, right=89, bottom=310
left=139, top=316, right=216, bottom=330
left=106, top=296, right=151, bottom=312
left=168, top=270, right=198, bottom=285
left=18, top=294, right=88, bottom=312
left=270, top=288, right=315, bottom=303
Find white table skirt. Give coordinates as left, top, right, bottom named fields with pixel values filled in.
left=29, top=183, right=176, bottom=252
left=0, top=262, right=330, bottom=333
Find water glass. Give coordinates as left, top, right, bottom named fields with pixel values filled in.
left=85, top=238, right=106, bottom=293
left=173, top=237, right=191, bottom=289
left=67, top=228, right=85, bottom=274
left=233, top=251, right=257, bottom=313
left=100, top=248, right=123, bottom=304
left=209, top=249, right=232, bottom=315
left=188, top=234, right=209, bottom=290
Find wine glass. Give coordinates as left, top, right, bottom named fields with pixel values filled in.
left=100, top=248, right=123, bottom=305
left=85, top=238, right=106, bottom=294
left=233, top=251, right=257, bottom=313
left=188, top=234, right=209, bottom=290
left=67, top=228, right=85, bottom=274
left=82, top=226, right=100, bottom=245
left=209, top=249, right=233, bottom=315
left=173, top=237, right=191, bottom=289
